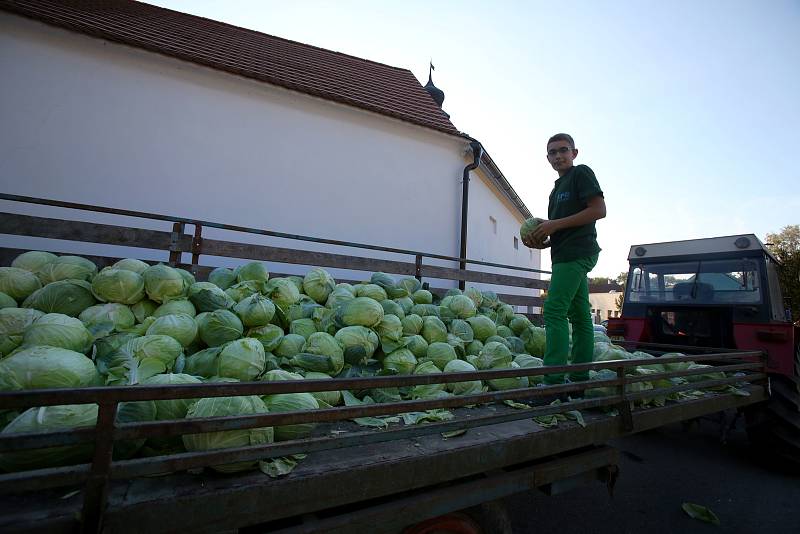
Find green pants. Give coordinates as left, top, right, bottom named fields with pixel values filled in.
left=543, top=254, right=598, bottom=385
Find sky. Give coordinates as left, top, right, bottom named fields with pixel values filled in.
left=145, top=0, right=800, bottom=279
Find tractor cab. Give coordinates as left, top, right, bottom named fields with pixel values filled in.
left=608, top=234, right=796, bottom=378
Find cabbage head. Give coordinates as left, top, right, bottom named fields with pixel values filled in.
left=153, top=298, right=196, bottom=318
left=521, top=325, right=547, bottom=356
left=426, top=342, right=457, bottom=370
left=404, top=334, right=428, bottom=359
left=36, top=259, right=95, bottom=284
left=410, top=360, right=447, bottom=400
left=382, top=348, right=417, bottom=375
left=90, top=268, right=145, bottom=304
left=380, top=299, right=406, bottom=320
left=304, top=371, right=342, bottom=406
left=23, top=313, right=93, bottom=353
left=94, top=332, right=139, bottom=371
left=189, top=282, right=235, bottom=312
left=303, top=268, right=336, bottom=304
left=398, top=277, right=422, bottom=295
left=496, top=325, right=514, bottom=338
left=185, top=339, right=265, bottom=381
left=299, top=332, right=344, bottom=375
left=394, top=297, right=414, bottom=315
left=376, top=314, right=403, bottom=351
left=79, top=303, right=136, bottom=336
left=274, top=333, right=307, bottom=358
left=464, top=287, right=483, bottom=308
left=401, top=314, right=423, bottom=335
left=410, top=303, right=439, bottom=317
left=234, top=293, right=276, bottom=327
left=514, top=354, right=544, bottom=384
left=142, top=373, right=204, bottom=420
left=325, top=287, right=355, bottom=310
left=290, top=318, right=317, bottom=340
left=476, top=341, right=513, bottom=370
left=449, top=319, right=474, bottom=343
left=264, top=278, right=301, bottom=310
left=0, top=267, right=42, bottom=302
left=505, top=336, right=526, bottom=354
left=336, top=297, right=384, bottom=328
left=510, top=314, right=532, bottom=336
left=23, top=279, right=97, bottom=317
left=110, top=258, right=149, bottom=274
left=106, top=335, right=183, bottom=385
left=0, top=307, right=44, bottom=355
left=443, top=359, right=484, bottom=395
left=263, top=392, right=319, bottom=441
left=465, top=316, right=497, bottom=342
left=0, top=404, right=98, bottom=471
left=480, top=291, right=500, bottom=309
left=236, top=262, right=270, bottom=283
left=196, top=309, right=243, bottom=347
left=146, top=313, right=198, bottom=347
left=225, top=280, right=263, bottom=303
left=355, top=283, right=387, bottom=302
left=130, top=299, right=158, bottom=323
left=208, top=267, right=237, bottom=290
left=421, top=316, right=448, bottom=345
left=142, top=264, right=189, bottom=303
left=11, top=251, right=57, bottom=273
left=0, top=346, right=99, bottom=390
left=495, top=304, right=515, bottom=326
left=465, top=339, right=483, bottom=356
left=334, top=325, right=379, bottom=365
left=182, top=396, right=273, bottom=473
left=0, top=292, right=16, bottom=309
left=448, top=295, right=477, bottom=319
left=487, top=361, right=529, bottom=391
left=261, top=369, right=304, bottom=381
left=247, top=324, right=284, bottom=352
left=411, top=289, right=433, bottom=305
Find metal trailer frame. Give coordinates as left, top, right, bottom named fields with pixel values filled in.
left=0, top=194, right=769, bottom=533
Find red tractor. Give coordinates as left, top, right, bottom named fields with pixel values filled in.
left=607, top=234, right=800, bottom=464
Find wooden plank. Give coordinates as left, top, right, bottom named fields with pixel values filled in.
left=420, top=264, right=548, bottom=290
left=199, top=238, right=418, bottom=277
left=0, top=213, right=192, bottom=252
left=497, top=293, right=543, bottom=307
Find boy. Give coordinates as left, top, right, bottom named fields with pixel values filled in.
left=526, top=133, right=606, bottom=387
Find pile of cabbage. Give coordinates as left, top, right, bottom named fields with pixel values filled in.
left=0, top=251, right=728, bottom=473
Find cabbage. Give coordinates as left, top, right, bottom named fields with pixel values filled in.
left=411, top=289, right=433, bottom=304
left=410, top=303, right=439, bottom=318
left=476, top=341, right=513, bottom=370
left=438, top=305, right=456, bottom=325
left=401, top=314, right=423, bottom=335
left=205, top=267, right=234, bottom=290
left=426, top=342, right=457, bottom=370
left=146, top=313, right=198, bottom=347
left=0, top=292, right=16, bottom=310
left=334, top=325, right=379, bottom=364
left=465, top=339, right=483, bottom=356
left=86, top=268, right=144, bottom=305
left=376, top=314, right=403, bottom=352
left=79, top=303, right=136, bottom=336
left=11, top=251, right=57, bottom=273
left=449, top=319, right=474, bottom=343
left=236, top=262, right=270, bottom=283
left=36, top=260, right=95, bottom=285
left=189, top=282, right=235, bottom=312
left=111, top=258, right=149, bottom=274
left=487, top=361, right=529, bottom=391
left=394, top=296, right=414, bottom=315
left=248, top=324, right=285, bottom=352
left=304, top=371, right=342, bottom=406
left=496, top=325, right=514, bottom=338
left=421, top=316, right=448, bottom=344
left=465, top=315, right=497, bottom=342
left=94, top=332, right=139, bottom=372
left=464, top=287, right=483, bottom=308
left=262, top=369, right=303, bottom=381
left=0, top=267, right=42, bottom=301
left=520, top=217, right=545, bottom=245
left=196, top=310, right=244, bottom=346
left=495, top=304, right=515, bottom=326
left=398, top=277, right=422, bottom=295
left=152, top=298, right=196, bottom=319
left=182, top=396, right=273, bottom=473
left=404, top=334, right=429, bottom=359
left=290, top=318, right=317, bottom=340
left=225, top=280, right=263, bottom=302
left=105, top=335, right=183, bottom=385
left=325, top=287, right=355, bottom=310
left=481, top=291, right=500, bottom=309
left=505, top=336, right=526, bottom=354
left=274, top=333, right=306, bottom=358
left=0, top=307, right=44, bottom=355
left=352, top=284, right=385, bottom=302
left=130, top=299, right=158, bottom=323
left=514, top=354, right=544, bottom=384
left=410, top=360, right=447, bottom=399
left=142, top=264, right=189, bottom=303
left=263, top=393, right=319, bottom=441
left=509, top=315, right=531, bottom=336
left=0, top=404, right=98, bottom=471
left=380, top=299, right=406, bottom=320
left=303, top=268, right=336, bottom=304
left=521, top=325, right=547, bottom=356
left=382, top=348, right=417, bottom=374
left=336, top=297, right=384, bottom=328
left=0, top=346, right=99, bottom=390
left=234, top=294, right=276, bottom=327
left=443, top=359, right=484, bottom=395
left=23, top=313, right=93, bottom=353
left=185, top=338, right=266, bottom=381
left=448, top=295, right=477, bottom=319
left=264, top=278, right=301, bottom=310
left=301, top=332, right=344, bottom=375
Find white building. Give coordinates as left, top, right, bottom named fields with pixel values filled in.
left=0, top=1, right=541, bottom=306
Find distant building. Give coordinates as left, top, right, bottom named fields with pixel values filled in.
left=588, top=281, right=623, bottom=323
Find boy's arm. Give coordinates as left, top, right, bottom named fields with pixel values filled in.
left=532, top=195, right=606, bottom=240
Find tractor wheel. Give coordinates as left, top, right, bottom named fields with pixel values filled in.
left=745, top=371, right=800, bottom=471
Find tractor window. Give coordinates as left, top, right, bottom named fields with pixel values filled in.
left=626, top=258, right=762, bottom=305
left=765, top=256, right=787, bottom=321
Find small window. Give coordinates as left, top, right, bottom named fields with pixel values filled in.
left=513, top=236, right=519, bottom=249
left=489, top=216, right=497, bottom=234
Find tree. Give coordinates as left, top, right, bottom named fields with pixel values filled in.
left=765, top=225, right=800, bottom=321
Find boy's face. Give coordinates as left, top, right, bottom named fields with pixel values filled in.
left=546, top=140, right=578, bottom=174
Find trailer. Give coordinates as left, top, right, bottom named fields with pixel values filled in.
left=0, top=195, right=769, bottom=533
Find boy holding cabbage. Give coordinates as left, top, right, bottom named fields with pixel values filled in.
left=522, top=133, right=606, bottom=389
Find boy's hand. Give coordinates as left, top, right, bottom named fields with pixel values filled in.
left=533, top=219, right=560, bottom=241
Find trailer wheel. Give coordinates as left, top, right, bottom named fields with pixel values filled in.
left=745, top=374, right=800, bottom=471
left=402, top=500, right=512, bottom=534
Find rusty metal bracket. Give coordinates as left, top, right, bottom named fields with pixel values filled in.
left=191, top=224, right=204, bottom=269
left=415, top=254, right=423, bottom=281
left=168, top=222, right=185, bottom=266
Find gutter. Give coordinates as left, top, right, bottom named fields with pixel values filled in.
left=459, top=140, right=483, bottom=290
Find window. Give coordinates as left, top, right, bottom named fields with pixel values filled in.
left=513, top=236, right=519, bottom=249
left=489, top=216, right=497, bottom=234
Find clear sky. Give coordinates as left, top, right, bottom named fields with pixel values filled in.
left=145, top=0, right=799, bottom=279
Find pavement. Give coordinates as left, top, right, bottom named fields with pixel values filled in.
left=508, top=414, right=800, bottom=534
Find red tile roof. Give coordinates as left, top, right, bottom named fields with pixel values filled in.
left=1, top=0, right=461, bottom=136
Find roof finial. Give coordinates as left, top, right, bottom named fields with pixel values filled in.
left=428, top=60, right=435, bottom=83
left=424, top=60, right=445, bottom=109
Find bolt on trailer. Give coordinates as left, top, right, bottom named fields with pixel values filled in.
left=0, top=195, right=769, bottom=533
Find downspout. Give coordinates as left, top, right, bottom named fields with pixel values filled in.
left=459, top=140, right=483, bottom=290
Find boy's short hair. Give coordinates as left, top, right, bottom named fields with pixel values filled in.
left=547, top=133, right=575, bottom=149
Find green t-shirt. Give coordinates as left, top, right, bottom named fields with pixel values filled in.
left=547, top=164, right=603, bottom=264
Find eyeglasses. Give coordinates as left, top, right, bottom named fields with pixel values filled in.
left=547, top=146, right=572, bottom=157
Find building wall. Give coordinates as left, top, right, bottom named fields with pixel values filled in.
left=589, top=292, right=623, bottom=323
left=0, top=12, right=539, bottom=299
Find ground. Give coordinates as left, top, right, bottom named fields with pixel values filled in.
left=509, top=415, right=800, bottom=533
